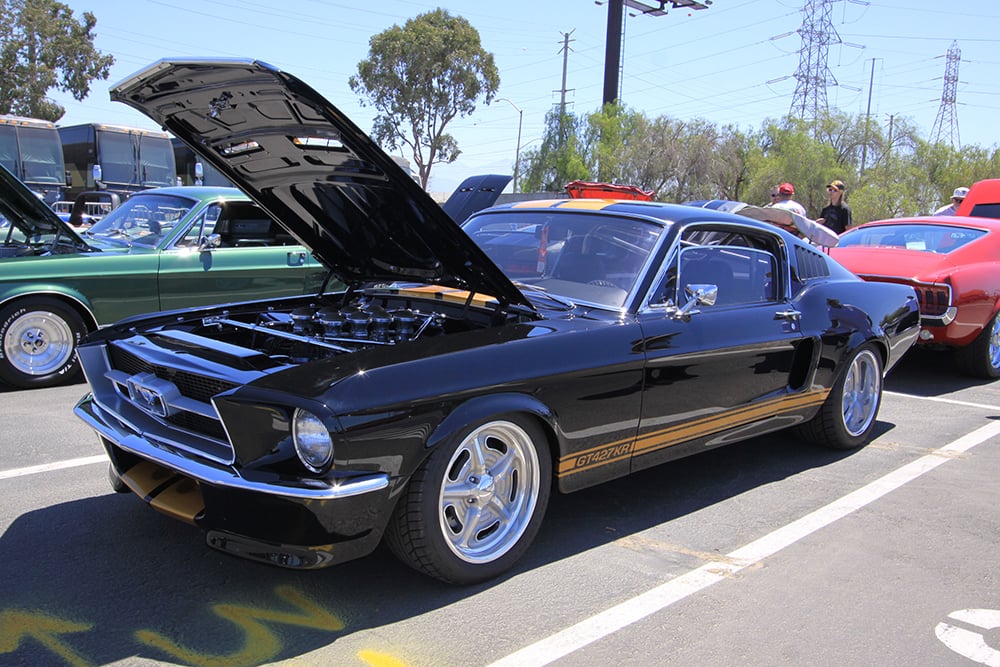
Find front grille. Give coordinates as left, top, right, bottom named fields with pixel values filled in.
left=108, top=345, right=238, bottom=402
left=167, top=412, right=228, bottom=442
left=105, top=343, right=239, bottom=456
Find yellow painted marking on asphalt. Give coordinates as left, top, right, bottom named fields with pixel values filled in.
left=0, top=609, right=95, bottom=667
left=134, top=586, right=344, bottom=667
left=358, top=649, right=411, bottom=666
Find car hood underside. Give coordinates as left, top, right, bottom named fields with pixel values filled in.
left=109, top=58, right=530, bottom=311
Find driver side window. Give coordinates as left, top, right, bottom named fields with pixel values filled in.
left=176, top=204, right=222, bottom=247
left=653, top=244, right=778, bottom=308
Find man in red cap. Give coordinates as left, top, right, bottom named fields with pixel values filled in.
left=770, top=182, right=807, bottom=217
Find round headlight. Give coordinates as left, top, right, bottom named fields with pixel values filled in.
left=292, top=409, right=334, bottom=473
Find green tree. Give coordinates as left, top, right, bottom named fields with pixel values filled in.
left=518, top=108, right=589, bottom=193
left=0, top=0, right=114, bottom=121
left=349, top=9, right=499, bottom=189
left=748, top=117, right=842, bottom=215
left=584, top=102, right=645, bottom=184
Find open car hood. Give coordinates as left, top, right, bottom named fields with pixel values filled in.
left=0, top=163, right=91, bottom=246
left=110, top=58, right=531, bottom=311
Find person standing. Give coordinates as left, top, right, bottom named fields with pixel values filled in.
left=817, top=180, right=852, bottom=233
left=770, top=182, right=806, bottom=216
left=934, top=187, right=969, bottom=216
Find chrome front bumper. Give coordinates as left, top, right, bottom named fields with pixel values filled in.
left=74, top=393, right=389, bottom=501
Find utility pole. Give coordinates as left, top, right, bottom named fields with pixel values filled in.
left=555, top=30, right=575, bottom=148
left=859, top=58, right=878, bottom=179
left=557, top=30, right=575, bottom=114
left=602, top=0, right=624, bottom=105
left=883, top=113, right=894, bottom=173
left=597, top=0, right=712, bottom=106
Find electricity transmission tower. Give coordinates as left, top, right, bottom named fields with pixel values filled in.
left=930, top=41, right=961, bottom=148
left=789, top=0, right=842, bottom=122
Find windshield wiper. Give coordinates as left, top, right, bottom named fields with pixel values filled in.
left=513, top=281, right=575, bottom=311
left=95, top=228, right=133, bottom=247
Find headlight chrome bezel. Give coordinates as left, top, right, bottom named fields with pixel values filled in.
left=292, top=408, right=334, bottom=473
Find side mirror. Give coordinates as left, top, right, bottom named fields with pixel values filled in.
left=198, top=233, right=222, bottom=252
left=671, top=283, right=718, bottom=320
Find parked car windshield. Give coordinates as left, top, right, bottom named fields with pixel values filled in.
left=88, top=193, right=196, bottom=247
left=838, top=223, right=986, bottom=254
left=464, top=210, right=663, bottom=308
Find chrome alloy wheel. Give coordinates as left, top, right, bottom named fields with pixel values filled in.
left=841, top=348, right=881, bottom=437
left=3, top=309, right=75, bottom=376
left=988, top=314, right=1000, bottom=371
left=438, top=420, right=542, bottom=564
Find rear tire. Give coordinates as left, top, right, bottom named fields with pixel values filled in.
left=955, top=311, right=1000, bottom=379
left=798, top=344, right=882, bottom=450
left=0, top=298, right=86, bottom=389
left=384, top=415, right=551, bottom=584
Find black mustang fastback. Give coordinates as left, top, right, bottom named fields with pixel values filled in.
left=74, top=59, right=920, bottom=584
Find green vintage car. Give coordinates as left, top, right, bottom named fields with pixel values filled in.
left=0, top=164, right=327, bottom=388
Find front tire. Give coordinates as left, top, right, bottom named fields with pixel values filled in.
left=385, top=415, right=551, bottom=584
left=0, top=298, right=86, bottom=389
left=955, top=311, right=1000, bottom=379
left=799, top=344, right=883, bottom=450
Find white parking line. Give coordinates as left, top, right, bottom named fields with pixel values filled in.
left=0, top=455, right=106, bottom=481
left=488, top=420, right=1000, bottom=667
left=885, top=390, right=1000, bottom=412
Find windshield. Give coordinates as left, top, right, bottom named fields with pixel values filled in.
left=839, top=223, right=986, bottom=254
left=463, top=210, right=663, bottom=308
left=88, top=193, right=195, bottom=247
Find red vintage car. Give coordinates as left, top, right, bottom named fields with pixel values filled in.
left=831, top=215, right=1000, bottom=378
left=955, top=178, right=1000, bottom=218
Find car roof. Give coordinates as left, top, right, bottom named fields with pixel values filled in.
left=853, top=215, right=1000, bottom=231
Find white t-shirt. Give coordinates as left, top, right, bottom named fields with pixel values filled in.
left=771, top=199, right=807, bottom=217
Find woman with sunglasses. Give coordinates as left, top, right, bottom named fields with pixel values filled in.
left=817, top=180, right=852, bottom=233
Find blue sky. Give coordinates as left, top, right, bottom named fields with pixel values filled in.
left=50, top=0, right=1000, bottom=194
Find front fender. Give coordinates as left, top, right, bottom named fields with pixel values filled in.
left=0, top=283, right=98, bottom=329
left=426, top=392, right=557, bottom=451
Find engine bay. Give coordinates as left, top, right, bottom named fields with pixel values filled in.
left=168, top=288, right=516, bottom=366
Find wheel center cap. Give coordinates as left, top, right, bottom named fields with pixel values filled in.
left=469, top=473, right=496, bottom=504
left=20, top=329, right=47, bottom=354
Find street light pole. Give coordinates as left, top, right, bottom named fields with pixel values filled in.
left=495, top=98, right=523, bottom=193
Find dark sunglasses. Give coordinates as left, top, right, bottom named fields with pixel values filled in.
left=769, top=194, right=779, bottom=198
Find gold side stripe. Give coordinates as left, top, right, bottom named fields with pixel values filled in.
left=556, top=389, right=830, bottom=478
left=631, top=389, right=827, bottom=455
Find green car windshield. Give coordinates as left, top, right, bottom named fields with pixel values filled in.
left=88, top=193, right=196, bottom=247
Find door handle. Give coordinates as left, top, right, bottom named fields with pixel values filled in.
left=287, top=251, right=306, bottom=266
left=774, top=309, right=802, bottom=322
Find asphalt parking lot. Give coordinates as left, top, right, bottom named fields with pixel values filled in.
left=1, top=347, right=998, bottom=667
